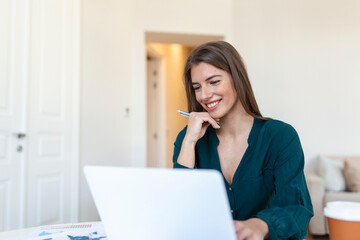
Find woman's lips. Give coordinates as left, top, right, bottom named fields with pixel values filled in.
left=205, top=100, right=221, bottom=111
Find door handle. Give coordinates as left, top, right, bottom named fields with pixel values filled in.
left=13, top=132, right=26, bottom=139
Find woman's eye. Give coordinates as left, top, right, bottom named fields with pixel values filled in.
left=210, top=80, right=220, bottom=85
left=193, top=86, right=200, bottom=91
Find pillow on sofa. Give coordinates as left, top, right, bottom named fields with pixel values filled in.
left=317, top=155, right=346, bottom=192
left=343, top=158, right=360, bottom=192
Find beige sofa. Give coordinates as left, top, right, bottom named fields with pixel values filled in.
left=306, top=156, right=360, bottom=235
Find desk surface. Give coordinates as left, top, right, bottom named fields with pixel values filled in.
left=0, top=227, right=36, bottom=239
left=0, top=222, right=102, bottom=240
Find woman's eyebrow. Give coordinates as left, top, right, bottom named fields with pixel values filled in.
left=205, top=74, right=222, bottom=81
left=192, top=74, right=222, bottom=85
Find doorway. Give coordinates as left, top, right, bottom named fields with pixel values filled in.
left=145, top=32, right=224, bottom=168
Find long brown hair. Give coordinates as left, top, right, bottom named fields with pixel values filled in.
left=184, top=41, right=267, bottom=120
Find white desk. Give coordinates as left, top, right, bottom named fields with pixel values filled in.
left=0, top=227, right=36, bottom=239
left=0, top=222, right=103, bottom=240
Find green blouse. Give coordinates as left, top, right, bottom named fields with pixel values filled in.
left=173, top=118, right=313, bottom=240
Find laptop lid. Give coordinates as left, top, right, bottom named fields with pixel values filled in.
left=84, top=166, right=236, bottom=240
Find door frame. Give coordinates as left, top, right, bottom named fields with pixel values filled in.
left=70, top=0, right=81, bottom=223
left=146, top=46, right=166, bottom=168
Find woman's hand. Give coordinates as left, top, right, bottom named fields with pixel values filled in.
left=233, top=218, right=269, bottom=240
left=184, top=112, right=220, bottom=144
left=176, top=112, right=219, bottom=168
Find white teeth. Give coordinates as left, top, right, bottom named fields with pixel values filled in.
left=207, top=101, right=219, bottom=108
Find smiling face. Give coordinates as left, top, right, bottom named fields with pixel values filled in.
left=191, top=62, right=242, bottom=119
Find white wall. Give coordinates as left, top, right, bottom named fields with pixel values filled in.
left=232, top=0, right=360, bottom=171
left=81, top=0, right=233, bottom=221
left=80, top=0, right=134, bottom=221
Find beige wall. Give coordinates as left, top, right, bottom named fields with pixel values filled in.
left=232, top=0, right=360, bottom=171
left=147, top=43, right=192, bottom=168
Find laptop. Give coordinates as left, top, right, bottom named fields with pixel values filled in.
left=84, top=166, right=237, bottom=240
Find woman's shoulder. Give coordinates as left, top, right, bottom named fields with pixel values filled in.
left=260, top=118, right=298, bottom=139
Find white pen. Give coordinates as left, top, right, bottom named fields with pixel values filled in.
left=176, top=110, right=220, bottom=125
left=177, top=110, right=190, bottom=117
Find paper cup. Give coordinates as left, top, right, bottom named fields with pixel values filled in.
left=324, top=201, right=360, bottom=240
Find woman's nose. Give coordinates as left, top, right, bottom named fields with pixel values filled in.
left=200, top=86, right=212, bottom=101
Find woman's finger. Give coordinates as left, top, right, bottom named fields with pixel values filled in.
left=235, top=227, right=252, bottom=240
left=190, top=112, right=220, bottom=129
left=233, top=220, right=266, bottom=240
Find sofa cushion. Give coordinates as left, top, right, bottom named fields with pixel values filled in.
left=317, top=155, right=346, bottom=192
left=344, top=158, right=360, bottom=192
left=324, top=191, right=360, bottom=203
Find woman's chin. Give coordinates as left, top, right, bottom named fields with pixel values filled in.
left=208, top=112, right=222, bottom=121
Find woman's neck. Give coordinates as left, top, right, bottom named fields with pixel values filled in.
left=216, top=102, right=254, bottom=138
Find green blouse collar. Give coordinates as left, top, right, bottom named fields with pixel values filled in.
left=207, top=117, right=262, bottom=146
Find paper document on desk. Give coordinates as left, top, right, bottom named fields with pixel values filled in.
left=5, top=222, right=107, bottom=240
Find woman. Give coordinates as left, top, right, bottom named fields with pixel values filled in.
left=173, top=41, right=313, bottom=240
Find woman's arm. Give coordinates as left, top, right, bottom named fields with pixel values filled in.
left=176, top=138, right=197, bottom=168
left=255, top=127, right=313, bottom=240
left=174, top=112, right=220, bottom=168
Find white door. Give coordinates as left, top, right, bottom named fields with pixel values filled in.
left=0, top=0, right=28, bottom=231
left=0, top=0, right=79, bottom=230
left=26, top=0, right=78, bottom=227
